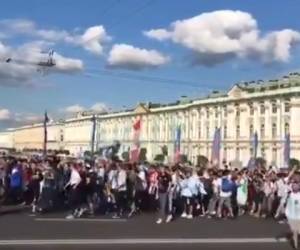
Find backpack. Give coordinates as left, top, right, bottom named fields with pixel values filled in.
left=221, top=177, right=234, bottom=193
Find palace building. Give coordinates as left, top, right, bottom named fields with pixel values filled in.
left=1, top=72, right=300, bottom=167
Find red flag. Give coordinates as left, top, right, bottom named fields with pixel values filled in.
left=133, top=118, right=141, bottom=131
left=131, top=117, right=141, bottom=162
left=130, top=148, right=140, bottom=162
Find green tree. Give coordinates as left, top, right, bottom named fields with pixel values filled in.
left=139, top=148, right=147, bottom=162
left=122, top=151, right=130, bottom=162
left=84, top=151, right=92, bottom=158
left=154, top=154, right=165, bottom=162
left=197, top=155, right=209, bottom=168
left=255, top=157, right=266, bottom=168
left=180, top=154, right=188, bottom=163
left=289, top=158, right=300, bottom=169
left=161, top=145, right=168, bottom=156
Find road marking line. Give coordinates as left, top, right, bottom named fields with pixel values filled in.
left=0, top=238, right=288, bottom=246
left=34, top=218, right=127, bottom=222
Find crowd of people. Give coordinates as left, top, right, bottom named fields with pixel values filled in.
left=0, top=154, right=300, bottom=246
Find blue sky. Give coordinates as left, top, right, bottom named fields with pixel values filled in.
left=0, top=0, right=300, bottom=129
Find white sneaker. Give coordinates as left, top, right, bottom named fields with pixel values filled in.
left=156, top=218, right=163, bottom=224
left=187, top=214, right=193, bottom=219
left=181, top=212, right=187, bottom=218
left=278, top=220, right=286, bottom=224
left=73, top=209, right=79, bottom=217
left=77, top=208, right=86, bottom=218
left=66, top=214, right=75, bottom=219
left=166, top=215, right=173, bottom=223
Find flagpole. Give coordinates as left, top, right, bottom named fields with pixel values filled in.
left=91, top=115, right=96, bottom=156
left=43, top=111, right=48, bottom=158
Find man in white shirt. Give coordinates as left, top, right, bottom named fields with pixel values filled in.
left=286, top=182, right=300, bottom=249
left=113, top=163, right=127, bottom=219
left=134, top=166, right=147, bottom=214
left=65, top=164, right=82, bottom=219
left=108, top=167, right=118, bottom=191
left=275, top=169, right=295, bottom=219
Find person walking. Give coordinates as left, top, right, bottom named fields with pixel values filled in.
left=156, top=165, right=171, bottom=224
left=217, top=170, right=234, bottom=218
left=9, top=163, right=23, bottom=204
left=207, top=172, right=220, bottom=218
left=275, top=167, right=296, bottom=220
left=113, top=163, right=127, bottom=218
left=180, top=170, right=193, bottom=219
left=285, top=182, right=300, bottom=249
left=236, top=171, right=248, bottom=216
left=65, top=164, right=82, bottom=219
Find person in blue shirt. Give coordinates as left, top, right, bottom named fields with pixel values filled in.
left=9, top=163, right=23, bottom=204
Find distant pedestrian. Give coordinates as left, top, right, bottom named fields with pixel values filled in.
left=156, top=165, right=171, bottom=224
left=285, top=182, right=300, bottom=249
left=217, top=170, right=234, bottom=218
left=9, top=163, right=23, bottom=204
left=65, top=164, right=82, bottom=219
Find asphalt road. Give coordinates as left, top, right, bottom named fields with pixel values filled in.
left=0, top=206, right=293, bottom=250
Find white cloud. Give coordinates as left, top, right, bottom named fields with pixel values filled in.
left=0, top=19, right=35, bottom=34
left=63, top=103, right=108, bottom=114
left=0, top=19, right=110, bottom=55
left=76, top=26, right=110, bottom=55
left=0, top=109, right=43, bottom=128
left=257, top=29, right=300, bottom=63
left=0, top=41, right=83, bottom=86
left=23, top=114, right=43, bottom=123
left=0, top=108, right=12, bottom=120
left=64, top=104, right=85, bottom=113
left=53, top=53, right=84, bottom=73
left=107, top=44, right=170, bottom=70
left=91, top=102, right=108, bottom=112
left=14, top=112, right=43, bottom=124
left=144, top=10, right=300, bottom=65
left=143, top=29, right=171, bottom=41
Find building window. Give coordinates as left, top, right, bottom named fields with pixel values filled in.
left=249, top=102, right=254, bottom=116
left=272, top=146, right=277, bottom=162
left=260, top=101, right=265, bottom=114
left=285, top=122, right=290, bottom=135
left=285, top=98, right=291, bottom=113
left=198, top=121, right=201, bottom=139
left=236, top=125, right=240, bottom=138
left=260, top=123, right=265, bottom=138
left=261, top=146, right=265, bottom=158
left=272, top=123, right=277, bottom=137
left=236, top=147, right=240, bottom=160
left=206, top=108, right=210, bottom=118
left=60, top=134, right=64, bottom=142
left=224, top=125, right=227, bottom=139
left=249, top=124, right=254, bottom=137
left=206, top=126, right=210, bottom=139
left=214, top=106, right=218, bottom=118
left=224, top=147, right=227, bottom=160
left=223, top=105, right=227, bottom=117
left=250, top=147, right=254, bottom=156
left=272, top=100, right=277, bottom=113
left=235, top=104, right=240, bottom=117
